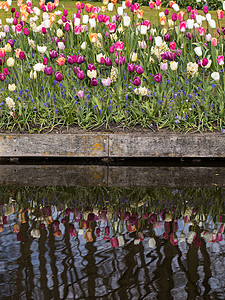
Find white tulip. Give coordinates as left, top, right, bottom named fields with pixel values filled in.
left=209, top=19, right=216, bottom=29
left=74, top=17, right=80, bottom=26
left=211, top=72, right=220, bottom=81
left=206, top=33, right=212, bottom=41
left=123, top=15, right=131, bottom=27
left=33, top=7, right=40, bottom=16
left=122, top=1, right=126, bottom=9
left=57, top=28, right=63, bottom=38
left=82, top=15, right=89, bottom=24
left=195, top=15, right=202, bottom=25
left=148, top=238, right=156, bottom=248
left=42, top=12, right=49, bottom=20
left=206, top=13, right=212, bottom=21
left=172, top=4, right=179, bottom=12
left=223, top=1, right=225, bottom=10
left=194, top=47, right=202, bottom=56
left=81, top=42, right=87, bottom=50
left=140, top=25, right=147, bottom=35
left=108, top=3, right=114, bottom=11
left=154, top=36, right=162, bottom=47
left=89, top=18, right=96, bottom=28
left=170, top=61, right=178, bottom=71
left=117, top=7, right=123, bottom=16
left=118, top=235, right=125, bottom=246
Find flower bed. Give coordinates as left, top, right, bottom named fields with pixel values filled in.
left=0, top=0, right=225, bottom=132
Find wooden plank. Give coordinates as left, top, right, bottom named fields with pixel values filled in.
left=0, top=134, right=108, bottom=157
left=109, top=133, right=225, bottom=157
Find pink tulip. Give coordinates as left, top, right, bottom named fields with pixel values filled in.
left=104, top=15, right=110, bottom=25
left=74, top=25, right=82, bottom=35
left=169, top=41, right=176, bottom=51
left=217, top=10, right=223, bottom=20
left=115, top=41, right=124, bottom=51
left=144, top=19, right=151, bottom=29
left=178, top=11, right=185, bottom=21
left=211, top=38, right=218, bottom=46
left=108, top=22, right=116, bottom=33
left=110, top=237, right=119, bottom=247
left=217, top=55, right=224, bottom=65
left=180, top=21, right=186, bottom=32
left=15, top=24, right=22, bottom=33
left=198, top=27, right=205, bottom=36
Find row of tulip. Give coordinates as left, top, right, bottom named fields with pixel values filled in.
left=0, top=0, right=225, bottom=131
left=1, top=194, right=224, bottom=248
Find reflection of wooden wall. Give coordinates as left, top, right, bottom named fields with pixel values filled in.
left=1, top=165, right=225, bottom=187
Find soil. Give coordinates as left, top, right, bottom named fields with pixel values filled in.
left=0, top=123, right=223, bottom=134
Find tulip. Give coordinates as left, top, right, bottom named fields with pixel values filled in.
left=58, top=42, right=65, bottom=50
left=130, top=76, right=141, bottom=86
left=23, top=28, right=29, bottom=36
left=109, top=46, right=115, bottom=53
left=7, top=39, right=14, bottom=47
left=77, top=70, right=85, bottom=80
left=180, top=21, right=186, bottom=32
left=172, top=13, right=177, bottom=22
left=187, top=6, right=191, bottom=13
left=217, top=10, right=223, bottom=20
left=136, top=65, right=143, bottom=75
left=4, top=68, right=9, bottom=76
left=127, top=63, right=135, bottom=72
left=110, top=237, right=119, bottom=247
left=105, top=57, right=112, bottom=66
left=115, top=56, right=125, bottom=66
left=115, top=41, right=124, bottom=51
left=55, top=71, right=63, bottom=82
left=0, top=73, right=5, bottom=81
left=87, top=63, right=96, bottom=71
left=44, top=66, right=53, bottom=76
left=102, top=77, right=111, bottom=86
left=123, top=15, right=131, bottom=27
left=108, top=23, right=116, bottom=33
left=194, top=47, right=202, bottom=56
left=49, top=50, right=57, bottom=59
left=64, top=23, right=70, bottom=31
left=43, top=57, right=48, bottom=65
left=136, top=9, right=144, bottom=19
left=160, top=62, right=168, bottom=71
left=155, top=36, right=162, bottom=47
left=217, top=55, right=224, bottom=65
left=203, top=6, right=208, bottom=14
left=15, top=11, right=19, bottom=18
left=186, top=32, right=192, bottom=40
left=140, top=25, right=147, bottom=35
left=148, top=237, right=156, bottom=248
left=169, top=41, right=175, bottom=50
left=178, top=11, right=185, bottom=21
left=153, top=73, right=162, bottom=82
left=149, top=1, right=155, bottom=9
left=164, top=32, right=171, bottom=41
left=19, top=52, right=25, bottom=60
left=198, top=27, right=205, bottom=36
left=211, top=38, right=217, bottom=46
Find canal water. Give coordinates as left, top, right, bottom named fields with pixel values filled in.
left=0, top=166, right=225, bottom=299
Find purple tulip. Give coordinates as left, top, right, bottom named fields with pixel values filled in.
left=115, top=56, right=125, bottom=66
left=20, top=20, right=23, bottom=26
left=81, top=2, right=85, bottom=9
left=98, top=14, right=104, bottom=22
left=0, top=58, right=5, bottom=66
left=49, top=50, right=58, bottom=58
left=136, top=65, right=143, bottom=75
left=43, top=57, right=48, bottom=65
left=58, top=53, right=65, bottom=58
left=100, top=57, right=105, bottom=64
left=67, top=56, right=74, bottom=65
left=165, top=8, right=169, bottom=15
left=164, top=33, right=171, bottom=42
left=77, top=55, right=85, bottom=65
left=7, top=39, right=14, bottom=47
left=152, top=73, right=162, bottom=83
left=187, top=6, right=191, bottom=13
left=0, top=73, right=5, bottom=81
left=55, top=71, right=63, bottom=82
left=77, top=70, right=85, bottom=80
left=109, top=46, right=115, bottom=53
left=13, top=18, right=17, bottom=25
left=54, top=36, right=59, bottom=44
left=217, top=28, right=221, bottom=35
left=130, top=5, right=135, bottom=12
left=130, top=76, right=141, bottom=86
left=172, top=13, right=177, bottom=22
left=221, top=27, right=225, bottom=35
left=87, top=63, right=96, bottom=71
left=186, top=32, right=192, bottom=40
left=105, top=57, right=112, bottom=66
left=74, top=66, right=81, bottom=75
left=176, top=49, right=182, bottom=58
left=127, top=63, right=135, bottom=73
left=45, top=66, right=53, bottom=76
left=64, top=22, right=70, bottom=31
left=148, top=213, right=157, bottom=224
left=62, top=15, right=67, bottom=22
left=90, top=78, right=98, bottom=86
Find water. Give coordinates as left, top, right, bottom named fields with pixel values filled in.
left=0, top=184, right=225, bottom=299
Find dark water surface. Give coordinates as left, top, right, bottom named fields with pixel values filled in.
left=0, top=186, right=225, bottom=300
